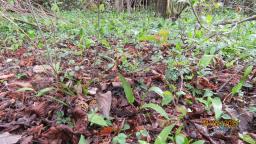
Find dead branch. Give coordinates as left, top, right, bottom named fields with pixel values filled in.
left=216, top=15, right=256, bottom=26
left=13, top=18, right=49, bottom=32
left=188, top=0, right=210, bottom=31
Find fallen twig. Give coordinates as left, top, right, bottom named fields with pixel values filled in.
left=215, top=15, right=256, bottom=27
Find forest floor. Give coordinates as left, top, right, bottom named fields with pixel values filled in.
left=0, top=9, right=256, bottom=144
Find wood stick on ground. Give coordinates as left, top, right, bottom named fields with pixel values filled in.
left=216, top=15, right=256, bottom=26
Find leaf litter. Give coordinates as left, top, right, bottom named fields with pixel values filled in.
left=0, top=12, right=256, bottom=144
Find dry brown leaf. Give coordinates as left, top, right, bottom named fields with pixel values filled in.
left=0, top=73, right=15, bottom=80
left=96, top=91, right=112, bottom=118
left=0, top=132, right=22, bottom=144
left=19, top=56, right=35, bottom=67
left=30, top=102, right=48, bottom=117
left=20, top=135, right=33, bottom=144
left=33, top=65, right=53, bottom=74
left=9, top=81, right=33, bottom=88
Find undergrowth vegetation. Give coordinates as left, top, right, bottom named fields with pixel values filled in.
left=0, top=3, right=256, bottom=144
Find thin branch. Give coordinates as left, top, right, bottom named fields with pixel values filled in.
left=216, top=15, right=256, bottom=26
left=189, top=0, right=209, bottom=31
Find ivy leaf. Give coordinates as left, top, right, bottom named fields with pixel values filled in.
left=141, top=103, right=169, bottom=120
left=118, top=73, right=135, bottom=104
left=88, top=113, right=108, bottom=127
left=154, top=124, right=175, bottom=144
left=212, top=97, right=223, bottom=120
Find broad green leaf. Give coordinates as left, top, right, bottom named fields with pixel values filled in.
left=16, top=87, right=34, bottom=92
left=36, top=87, right=54, bottom=97
left=192, top=140, right=205, bottom=144
left=176, top=105, right=187, bottom=116
left=99, top=4, right=105, bottom=11
left=88, top=113, right=108, bottom=127
left=139, top=140, right=149, bottom=144
left=141, top=103, right=169, bottom=120
left=239, top=133, right=256, bottom=144
left=161, top=91, right=173, bottom=106
left=232, top=82, right=243, bottom=94
left=243, top=65, right=253, bottom=79
left=112, top=133, right=127, bottom=144
left=78, top=135, right=88, bottom=144
left=28, top=30, right=36, bottom=39
left=118, top=73, right=135, bottom=104
left=206, top=15, right=213, bottom=24
left=199, top=55, right=214, bottom=68
left=149, top=86, right=163, bottom=96
left=154, top=124, right=175, bottom=144
left=138, top=35, right=155, bottom=42
left=212, top=97, right=223, bottom=120
left=232, top=66, right=253, bottom=95
left=175, top=133, right=188, bottom=144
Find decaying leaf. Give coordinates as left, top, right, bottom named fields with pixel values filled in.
left=0, top=73, right=15, bottom=80
left=0, top=132, right=22, bottom=144
left=96, top=91, right=112, bottom=118
left=33, top=65, right=53, bottom=73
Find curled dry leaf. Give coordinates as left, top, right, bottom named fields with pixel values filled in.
left=71, top=96, right=89, bottom=133
left=19, top=56, right=35, bottom=67
left=96, top=91, right=112, bottom=118
left=41, top=125, right=77, bottom=144
left=29, top=102, right=48, bottom=117
left=196, top=77, right=217, bottom=90
left=27, top=124, right=44, bottom=137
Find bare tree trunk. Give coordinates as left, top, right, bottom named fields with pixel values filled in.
left=157, top=0, right=167, bottom=17
left=115, top=0, right=124, bottom=11
left=126, top=0, right=131, bottom=13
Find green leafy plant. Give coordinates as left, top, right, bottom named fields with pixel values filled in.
left=136, top=129, right=149, bottom=141
left=149, top=86, right=174, bottom=106
left=239, top=133, right=256, bottom=144
left=118, top=73, right=135, bottom=104
left=56, top=111, right=72, bottom=126
left=154, top=124, right=175, bottom=144
left=78, top=135, right=88, bottom=144
left=199, top=55, right=214, bottom=68
left=232, top=65, right=253, bottom=95
left=112, top=133, right=127, bottom=144
left=88, top=112, right=109, bottom=127
left=141, top=103, right=169, bottom=120
left=36, top=87, right=55, bottom=97
left=211, top=97, right=223, bottom=120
